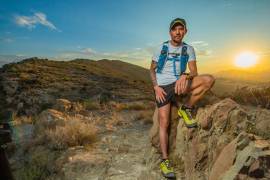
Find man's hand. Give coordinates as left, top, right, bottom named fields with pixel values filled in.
left=154, top=85, right=167, bottom=103
left=175, top=75, right=188, bottom=95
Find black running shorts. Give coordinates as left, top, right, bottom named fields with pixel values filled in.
left=155, top=80, right=192, bottom=108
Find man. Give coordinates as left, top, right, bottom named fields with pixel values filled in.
left=149, top=18, right=215, bottom=178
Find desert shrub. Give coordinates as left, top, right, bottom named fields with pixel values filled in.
left=231, top=86, right=270, bottom=109
left=106, top=111, right=126, bottom=126
left=16, top=146, right=57, bottom=180
left=62, top=76, right=71, bottom=81
left=19, top=72, right=31, bottom=81
left=135, top=110, right=154, bottom=124
left=98, top=91, right=112, bottom=104
left=12, top=113, right=34, bottom=125
left=111, top=101, right=150, bottom=111
left=83, top=99, right=100, bottom=110
left=45, top=119, right=97, bottom=150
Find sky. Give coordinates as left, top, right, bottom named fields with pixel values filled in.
left=0, top=0, right=270, bottom=72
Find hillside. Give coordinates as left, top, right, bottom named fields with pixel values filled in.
left=0, top=57, right=153, bottom=120
left=211, top=68, right=270, bottom=97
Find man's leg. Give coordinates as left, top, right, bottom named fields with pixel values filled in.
left=185, top=74, right=215, bottom=107
left=158, top=102, right=176, bottom=178
left=158, top=103, right=171, bottom=159
left=178, top=74, right=215, bottom=128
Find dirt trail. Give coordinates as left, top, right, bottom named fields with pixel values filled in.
left=59, top=115, right=166, bottom=180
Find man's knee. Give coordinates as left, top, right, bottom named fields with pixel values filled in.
left=159, top=114, right=169, bottom=129
left=202, top=75, right=215, bottom=89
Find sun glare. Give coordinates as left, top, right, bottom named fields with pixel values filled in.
left=234, top=52, right=258, bottom=68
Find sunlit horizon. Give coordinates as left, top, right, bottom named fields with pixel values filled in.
left=1, top=0, right=270, bottom=74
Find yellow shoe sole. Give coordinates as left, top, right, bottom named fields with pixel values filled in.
left=178, top=109, right=198, bottom=128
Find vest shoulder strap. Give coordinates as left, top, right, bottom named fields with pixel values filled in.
left=156, top=41, right=169, bottom=73
left=181, top=42, right=188, bottom=55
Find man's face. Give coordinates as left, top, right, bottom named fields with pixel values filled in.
left=169, top=24, right=187, bottom=43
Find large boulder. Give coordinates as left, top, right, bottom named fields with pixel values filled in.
left=147, top=98, right=270, bottom=179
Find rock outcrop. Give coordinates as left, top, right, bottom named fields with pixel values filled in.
left=148, top=98, right=270, bottom=179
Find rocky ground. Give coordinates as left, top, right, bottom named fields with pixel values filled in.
left=149, top=98, right=270, bottom=180
left=7, top=97, right=270, bottom=180
left=8, top=98, right=166, bottom=180
left=56, top=113, right=158, bottom=180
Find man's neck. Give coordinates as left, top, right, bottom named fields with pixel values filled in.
left=170, top=40, right=183, bottom=47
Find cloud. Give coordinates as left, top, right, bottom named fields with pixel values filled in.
left=55, top=41, right=214, bottom=68
left=190, top=41, right=209, bottom=47
left=258, top=50, right=270, bottom=57
left=80, top=48, right=97, bottom=54
left=223, top=3, right=233, bottom=7
left=0, top=54, right=29, bottom=67
left=14, top=12, right=60, bottom=31
left=0, top=35, right=30, bottom=44
left=191, top=40, right=212, bottom=57
left=55, top=42, right=213, bottom=68
left=55, top=45, right=156, bottom=67
left=196, top=49, right=212, bottom=56
left=0, top=37, right=14, bottom=43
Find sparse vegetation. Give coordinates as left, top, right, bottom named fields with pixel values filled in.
left=12, top=113, right=34, bottom=125
left=46, top=119, right=97, bottom=150
left=231, top=86, right=270, bottom=109
left=0, top=58, right=152, bottom=117
left=135, top=110, right=154, bottom=124
left=19, top=72, right=31, bottom=81
left=2, top=58, right=157, bottom=179
left=82, top=99, right=100, bottom=110
left=15, top=108, right=99, bottom=179
left=17, top=146, right=57, bottom=180
left=110, top=101, right=152, bottom=111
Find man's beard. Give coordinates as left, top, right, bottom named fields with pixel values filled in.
left=172, top=36, right=182, bottom=44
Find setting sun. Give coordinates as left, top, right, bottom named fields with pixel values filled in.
left=234, top=52, right=259, bottom=68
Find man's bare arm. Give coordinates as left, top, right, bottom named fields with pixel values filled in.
left=188, top=61, right=198, bottom=77
left=175, top=61, right=198, bottom=94
left=150, top=60, right=167, bottom=103
left=150, top=60, right=158, bottom=87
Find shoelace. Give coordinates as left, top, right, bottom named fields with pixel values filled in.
left=185, top=108, right=194, bottom=119
left=165, top=160, right=172, bottom=169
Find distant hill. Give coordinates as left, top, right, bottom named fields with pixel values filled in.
left=213, top=68, right=270, bottom=82
left=0, top=57, right=153, bottom=119
left=211, top=68, right=270, bottom=97
left=0, top=55, right=28, bottom=67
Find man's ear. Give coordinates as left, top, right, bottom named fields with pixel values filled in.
left=184, top=28, right=188, bottom=34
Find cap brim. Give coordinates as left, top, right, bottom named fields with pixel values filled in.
left=170, top=21, right=186, bottom=30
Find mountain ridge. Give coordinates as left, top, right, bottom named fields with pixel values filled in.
left=0, top=57, right=152, bottom=119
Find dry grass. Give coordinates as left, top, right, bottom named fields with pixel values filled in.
left=11, top=113, right=35, bottom=125
left=16, top=146, right=57, bottom=180
left=45, top=119, right=97, bottom=150
left=135, top=110, right=154, bottom=124
left=19, top=72, right=31, bottom=81
left=231, top=86, right=270, bottom=109
left=107, top=111, right=128, bottom=126
left=82, top=99, right=100, bottom=110
left=15, top=109, right=99, bottom=179
left=109, top=101, right=151, bottom=111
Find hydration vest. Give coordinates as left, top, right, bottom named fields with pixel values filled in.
left=156, top=41, right=189, bottom=79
